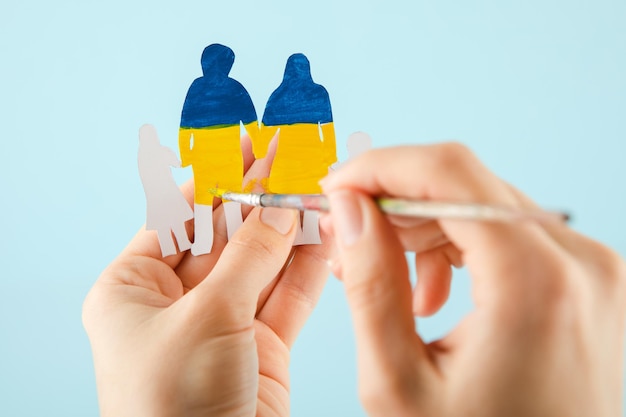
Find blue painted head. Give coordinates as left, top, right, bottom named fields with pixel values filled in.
left=201, top=44, right=235, bottom=78
left=180, top=43, right=257, bottom=128
left=283, top=53, right=313, bottom=83
left=262, top=52, right=332, bottom=125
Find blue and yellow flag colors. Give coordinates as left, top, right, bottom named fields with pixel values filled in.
left=179, top=46, right=336, bottom=202
left=260, top=53, right=336, bottom=194
left=179, top=44, right=259, bottom=204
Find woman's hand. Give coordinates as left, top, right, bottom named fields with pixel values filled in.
left=83, top=136, right=334, bottom=417
left=321, top=143, right=626, bottom=417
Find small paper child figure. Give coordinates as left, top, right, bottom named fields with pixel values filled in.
left=260, top=53, right=337, bottom=245
left=332, top=131, right=373, bottom=170
left=179, top=44, right=260, bottom=255
left=138, top=124, right=193, bottom=257
left=346, top=131, right=372, bottom=159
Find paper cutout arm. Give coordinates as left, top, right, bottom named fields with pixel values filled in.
left=243, top=121, right=265, bottom=158
left=254, top=124, right=279, bottom=159
left=165, top=146, right=182, bottom=168
left=238, top=85, right=262, bottom=157
left=178, top=129, right=193, bottom=167
left=320, top=122, right=337, bottom=166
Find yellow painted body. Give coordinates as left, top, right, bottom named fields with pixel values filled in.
left=179, top=124, right=255, bottom=205
left=256, top=122, right=336, bottom=194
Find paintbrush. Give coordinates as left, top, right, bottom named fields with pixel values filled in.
left=214, top=190, right=570, bottom=224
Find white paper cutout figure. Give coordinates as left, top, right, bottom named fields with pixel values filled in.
left=332, top=131, right=373, bottom=170
left=294, top=210, right=322, bottom=245
left=179, top=44, right=260, bottom=255
left=140, top=47, right=340, bottom=255
left=261, top=54, right=337, bottom=246
left=138, top=124, right=193, bottom=257
left=347, top=131, right=372, bottom=159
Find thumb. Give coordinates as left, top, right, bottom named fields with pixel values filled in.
left=187, top=207, right=298, bottom=332
left=327, top=190, right=434, bottom=412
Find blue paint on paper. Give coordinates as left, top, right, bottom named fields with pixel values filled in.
left=180, top=44, right=257, bottom=128
left=262, top=54, right=333, bottom=126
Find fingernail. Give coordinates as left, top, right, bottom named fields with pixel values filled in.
left=327, top=190, right=362, bottom=247
left=261, top=207, right=295, bottom=235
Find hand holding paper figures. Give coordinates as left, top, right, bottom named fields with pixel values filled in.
left=84, top=136, right=335, bottom=417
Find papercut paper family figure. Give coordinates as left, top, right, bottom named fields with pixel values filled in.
left=332, top=131, right=373, bottom=170
left=139, top=44, right=337, bottom=257
left=179, top=44, right=261, bottom=255
left=346, top=131, right=372, bottom=160
left=138, top=124, right=193, bottom=257
left=261, top=53, right=336, bottom=245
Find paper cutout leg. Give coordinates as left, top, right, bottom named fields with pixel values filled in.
left=138, top=124, right=193, bottom=258
left=223, top=201, right=243, bottom=240
left=156, top=230, right=177, bottom=257
left=293, top=210, right=322, bottom=245
left=172, top=223, right=192, bottom=252
left=157, top=223, right=193, bottom=256
left=192, top=204, right=214, bottom=256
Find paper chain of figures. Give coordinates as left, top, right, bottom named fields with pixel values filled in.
left=138, top=43, right=371, bottom=257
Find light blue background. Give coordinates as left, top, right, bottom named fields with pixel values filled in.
left=1, top=0, right=625, bottom=415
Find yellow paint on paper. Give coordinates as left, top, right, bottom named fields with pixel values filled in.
left=179, top=125, right=244, bottom=205
left=264, top=122, right=337, bottom=194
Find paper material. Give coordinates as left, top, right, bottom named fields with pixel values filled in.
left=332, top=131, right=373, bottom=170
left=260, top=53, right=336, bottom=244
left=179, top=43, right=259, bottom=254
left=140, top=45, right=339, bottom=256
left=138, top=124, right=193, bottom=257
left=347, top=131, right=372, bottom=159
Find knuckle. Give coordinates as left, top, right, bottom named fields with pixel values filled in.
left=228, top=233, right=279, bottom=262
left=431, top=141, right=475, bottom=168
left=524, top=243, right=626, bottom=326
left=345, top=278, right=382, bottom=309
left=344, top=264, right=400, bottom=311
left=358, top=370, right=419, bottom=414
left=600, top=247, right=625, bottom=280
left=184, top=289, right=250, bottom=333
left=297, top=244, right=333, bottom=269
left=542, top=254, right=577, bottom=297
left=573, top=236, right=626, bottom=296
left=280, top=280, right=318, bottom=312
left=492, top=252, right=576, bottom=327
left=595, top=246, right=626, bottom=295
